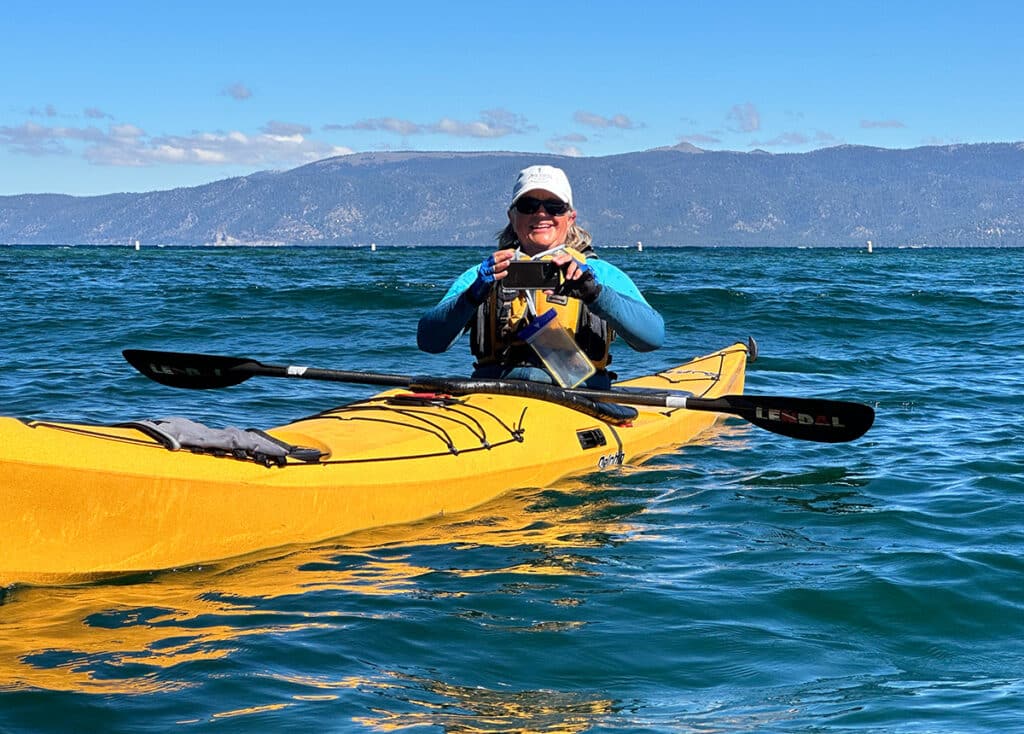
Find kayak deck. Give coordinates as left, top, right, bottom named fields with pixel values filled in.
left=1, top=342, right=749, bottom=586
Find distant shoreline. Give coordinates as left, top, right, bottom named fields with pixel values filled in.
left=2, top=143, right=1021, bottom=248
left=3, top=242, right=1015, bottom=250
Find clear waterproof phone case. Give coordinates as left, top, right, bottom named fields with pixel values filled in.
left=517, top=309, right=596, bottom=388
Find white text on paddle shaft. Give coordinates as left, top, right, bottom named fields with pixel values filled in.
left=755, top=407, right=846, bottom=428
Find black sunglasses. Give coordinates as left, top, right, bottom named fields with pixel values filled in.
left=512, top=197, right=571, bottom=216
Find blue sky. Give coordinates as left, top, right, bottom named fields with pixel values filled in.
left=2, top=1, right=1021, bottom=196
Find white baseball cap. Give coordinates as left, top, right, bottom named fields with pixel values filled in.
left=510, top=165, right=574, bottom=209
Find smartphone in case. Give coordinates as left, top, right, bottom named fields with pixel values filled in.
left=502, top=261, right=562, bottom=290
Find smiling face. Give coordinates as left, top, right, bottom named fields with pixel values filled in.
left=508, top=188, right=577, bottom=255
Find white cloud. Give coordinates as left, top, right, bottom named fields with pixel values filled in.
left=747, top=130, right=839, bottom=148
left=433, top=116, right=518, bottom=138
left=752, top=131, right=810, bottom=147
left=193, top=148, right=227, bottom=163
left=262, top=120, right=312, bottom=137
left=0, top=119, right=352, bottom=167
left=573, top=111, right=639, bottom=129
left=860, top=119, right=906, bottom=129
left=110, top=124, right=145, bottom=139
left=27, top=104, right=60, bottom=118
left=325, top=108, right=534, bottom=139
left=679, top=133, right=721, bottom=145
left=546, top=138, right=583, bottom=156
left=0, top=121, right=110, bottom=155
left=328, top=117, right=422, bottom=135
left=152, top=144, right=187, bottom=162
left=222, top=82, right=252, bottom=101
left=727, top=102, right=761, bottom=133
left=0, top=122, right=66, bottom=155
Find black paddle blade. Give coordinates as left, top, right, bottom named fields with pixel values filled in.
left=122, top=350, right=256, bottom=389
left=691, top=395, right=875, bottom=443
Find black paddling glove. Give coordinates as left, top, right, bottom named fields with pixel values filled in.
left=556, top=264, right=602, bottom=304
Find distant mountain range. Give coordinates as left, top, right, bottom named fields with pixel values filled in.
left=2, top=142, right=1022, bottom=247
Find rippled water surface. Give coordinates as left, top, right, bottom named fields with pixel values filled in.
left=1, top=244, right=1022, bottom=732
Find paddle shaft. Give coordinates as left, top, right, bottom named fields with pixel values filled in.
left=240, top=363, right=695, bottom=408
left=123, top=349, right=874, bottom=443
left=234, top=361, right=863, bottom=431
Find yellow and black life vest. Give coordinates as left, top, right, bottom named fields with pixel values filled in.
left=470, top=247, right=614, bottom=371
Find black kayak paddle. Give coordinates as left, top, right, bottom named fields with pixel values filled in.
left=122, top=349, right=875, bottom=443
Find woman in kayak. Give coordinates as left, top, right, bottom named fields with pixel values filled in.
left=417, top=164, right=664, bottom=389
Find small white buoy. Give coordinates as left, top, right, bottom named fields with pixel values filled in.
left=637, top=240, right=643, bottom=252
left=866, top=240, right=873, bottom=254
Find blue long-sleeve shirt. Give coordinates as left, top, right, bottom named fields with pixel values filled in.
left=417, top=258, right=664, bottom=386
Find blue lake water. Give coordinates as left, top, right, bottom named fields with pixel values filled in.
left=0, top=244, right=1021, bottom=732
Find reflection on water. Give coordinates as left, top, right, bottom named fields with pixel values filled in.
left=353, top=672, right=615, bottom=733
left=175, top=669, right=616, bottom=732
left=0, top=480, right=639, bottom=724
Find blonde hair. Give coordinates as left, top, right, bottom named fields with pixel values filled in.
left=495, top=219, right=594, bottom=251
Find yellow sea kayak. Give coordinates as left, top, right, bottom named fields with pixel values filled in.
left=1, top=344, right=754, bottom=586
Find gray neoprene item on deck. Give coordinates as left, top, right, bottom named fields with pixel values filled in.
left=130, top=417, right=294, bottom=460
